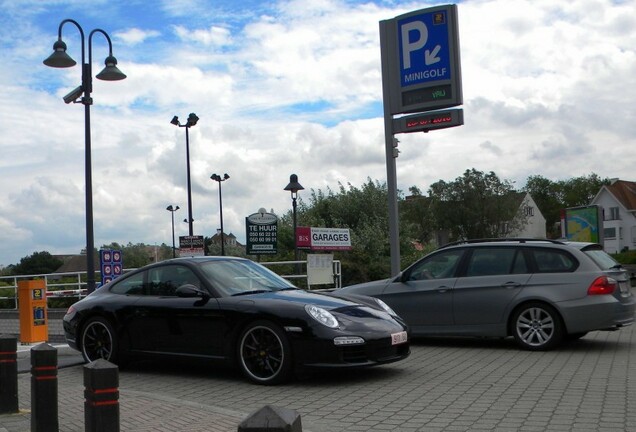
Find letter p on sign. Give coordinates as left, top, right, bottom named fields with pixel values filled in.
left=401, top=20, right=428, bottom=69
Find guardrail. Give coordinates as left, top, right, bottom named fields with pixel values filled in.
left=0, top=259, right=341, bottom=310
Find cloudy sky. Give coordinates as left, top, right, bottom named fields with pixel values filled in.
left=1, top=0, right=634, bottom=267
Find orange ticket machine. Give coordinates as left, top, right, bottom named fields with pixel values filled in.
left=18, top=280, right=48, bottom=344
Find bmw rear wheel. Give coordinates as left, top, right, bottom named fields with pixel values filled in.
left=81, top=317, right=118, bottom=363
left=512, top=302, right=563, bottom=351
left=238, top=321, right=292, bottom=385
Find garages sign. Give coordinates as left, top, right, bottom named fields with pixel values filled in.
left=296, top=227, right=352, bottom=251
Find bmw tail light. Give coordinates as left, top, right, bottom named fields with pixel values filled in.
left=65, top=305, right=76, bottom=316
left=587, top=276, right=617, bottom=295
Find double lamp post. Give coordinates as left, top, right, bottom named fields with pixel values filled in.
left=44, top=19, right=126, bottom=293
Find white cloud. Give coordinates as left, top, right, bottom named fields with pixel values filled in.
left=115, top=28, right=161, bottom=45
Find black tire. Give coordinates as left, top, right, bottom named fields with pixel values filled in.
left=80, top=317, right=119, bottom=364
left=237, top=321, right=292, bottom=385
left=511, top=302, right=564, bottom=351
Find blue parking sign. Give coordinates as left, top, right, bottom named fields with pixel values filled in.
left=398, top=9, right=452, bottom=87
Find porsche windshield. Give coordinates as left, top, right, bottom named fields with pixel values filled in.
left=198, top=259, right=296, bottom=296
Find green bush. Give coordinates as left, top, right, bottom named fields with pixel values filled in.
left=612, top=250, right=636, bottom=265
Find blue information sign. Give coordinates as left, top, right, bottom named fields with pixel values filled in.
left=381, top=4, right=462, bottom=114
left=398, top=9, right=452, bottom=87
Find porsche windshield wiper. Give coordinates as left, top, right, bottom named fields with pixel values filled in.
left=231, top=289, right=270, bottom=297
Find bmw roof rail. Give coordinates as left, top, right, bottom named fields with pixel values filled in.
left=438, top=238, right=566, bottom=249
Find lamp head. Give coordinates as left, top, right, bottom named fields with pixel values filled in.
left=96, top=55, right=127, bottom=81
left=186, top=113, right=199, bottom=127
left=223, top=173, right=230, bottom=180
left=43, top=39, right=77, bottom=68
left=170, top=116, right=180, bottom=126
left=284, top=174, right=304, bottom=195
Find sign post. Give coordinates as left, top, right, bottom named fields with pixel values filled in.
left=380, top=4, right=462, bottom=276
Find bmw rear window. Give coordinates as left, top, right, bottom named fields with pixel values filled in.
left=582, top=248, right=621, bottom=270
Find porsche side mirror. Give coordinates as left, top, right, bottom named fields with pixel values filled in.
left=176, top=284, right=210, bottom=299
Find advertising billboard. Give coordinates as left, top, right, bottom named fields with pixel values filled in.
left=565, top=205, right=603, bottom=244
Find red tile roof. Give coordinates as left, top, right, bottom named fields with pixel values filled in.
left=607, top=180, right=636, bottom=210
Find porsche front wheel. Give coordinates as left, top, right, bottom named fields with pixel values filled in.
left=238, top=321, right=292, bottom=385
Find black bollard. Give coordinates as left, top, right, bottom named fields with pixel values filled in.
left=84, top=359, right=119, bottom=432
left=238, top=405, right=303, bottom=432
left=0, top=335, right=19, bottom=414
left=31, top=343, right=59, bottom=432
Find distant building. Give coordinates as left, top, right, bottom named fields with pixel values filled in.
left=591, top=179, right=636, bottom=253
left=210, top=229, right=242, bottom=248
left=508, top=192, right=547, bottom=238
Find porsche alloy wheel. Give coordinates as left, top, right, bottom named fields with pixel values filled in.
left=81, top=317, right=118, bottom=363
left=238, top=321, right=292, bottom=385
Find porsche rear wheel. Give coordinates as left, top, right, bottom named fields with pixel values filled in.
left=238, top=321, right=292, bottom=385
left=81, top=317, right=119, bottom=364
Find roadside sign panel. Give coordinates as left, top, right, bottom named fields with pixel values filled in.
left=393, top=108, right=463, bottom=134
left=246, top=211, right=278, bottom=255
left=100, top=249, right=123, bottom=286
left=381, top=4, right=462, bottom=114
left=296, top=227, right=352, bottom=251
left=179, top=235, right=205, bottom=256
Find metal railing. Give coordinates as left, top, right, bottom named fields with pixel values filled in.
left=0, top=259, right=342, bottom=310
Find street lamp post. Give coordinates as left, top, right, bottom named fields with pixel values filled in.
left=166, top=205, right=180, bottom=258
left=210, top=174, right=230, bottom=256
left=43, top=19, right=126, bottom=293
left=284, top=174, right=304, bottom=268
left=171, top=113, right=199, bottom=237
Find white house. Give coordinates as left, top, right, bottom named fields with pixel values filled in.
left=510, top=192, right=547, bottom=238
left=591, top=179, right=636, bottom=253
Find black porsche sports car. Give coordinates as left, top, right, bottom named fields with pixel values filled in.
left=63, top=256, right=410, bottom=384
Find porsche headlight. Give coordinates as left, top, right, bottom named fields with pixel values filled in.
left=305, top=304, right=339, bottom=328
left=375, top=298, right=397, bottom=316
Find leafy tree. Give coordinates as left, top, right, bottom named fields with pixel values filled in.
left=523, top=173, right=610, bottom=238
left=428, top=169, right=525, bottom=240
left=206, top=240, right=247, bottom=257
left=11, top=251, right=63, bottom=275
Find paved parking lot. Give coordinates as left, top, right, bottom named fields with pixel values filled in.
left=2, top=323, right=635, bottom=432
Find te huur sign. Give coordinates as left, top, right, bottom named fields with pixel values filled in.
left=246, top=211, right=278, bottom=255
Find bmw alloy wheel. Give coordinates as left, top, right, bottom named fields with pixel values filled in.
left=512, top=303, right=563, bottom=351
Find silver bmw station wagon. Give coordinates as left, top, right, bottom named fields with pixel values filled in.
left=339, top=239, right=635, bottom=350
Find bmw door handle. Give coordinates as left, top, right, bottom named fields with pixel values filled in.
left=502, top=282, right=521, bottom=289
left=437, top=286, right=450, bottom=293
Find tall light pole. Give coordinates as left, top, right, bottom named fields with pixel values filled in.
left=284, top=174, right=304, bottom=267
left=210, top=174, right=230, bottom=256
left=166, top=205, right=180, bottom=258
left=43, top=19, right=126, bottom=293
left=171, top=113, right=199, bottom=237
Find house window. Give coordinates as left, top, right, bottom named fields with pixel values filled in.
left=604, top=227, right=616, bottom=239
left=608, top=207, right=620, bottom=220
left=523, top=206, right=534, bottom=217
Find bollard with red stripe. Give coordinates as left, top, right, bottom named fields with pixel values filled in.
left=0, top=335, right=19, bottom=414
left=31, top=342, right=59, bottom=431
left=84, top=359, right=120, bottom=432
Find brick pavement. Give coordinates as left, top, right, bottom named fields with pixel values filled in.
left=1, top=310, right=635, bottom=431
